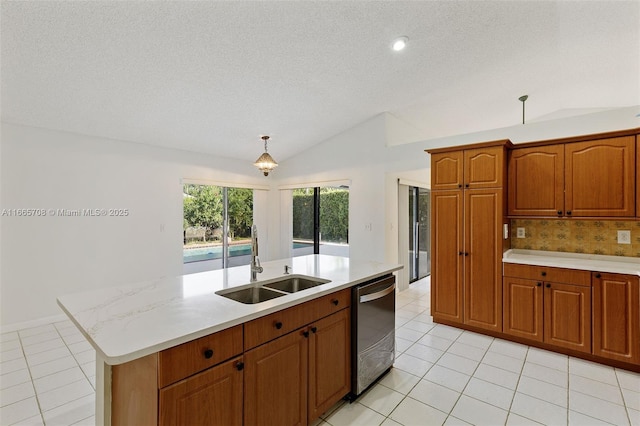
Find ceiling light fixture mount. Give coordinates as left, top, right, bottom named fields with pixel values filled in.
left=254, top=135, right=278, bottom=176
left=391, top=36, right=409, bottom=52
left=519, top=95, right=529, bottom=124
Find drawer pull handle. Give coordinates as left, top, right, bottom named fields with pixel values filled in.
left=311, top=326, right=317, bottom=334
left=236, top=362, right=244, bottom=371
left=275, top=321, right=283, bottom=329
left=332, top=299, right=339, bottom=306
left=203, top=349, right=214, bottom=359
left=541, top=271, right=547, bottom=277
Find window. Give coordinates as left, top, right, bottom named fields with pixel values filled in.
left=292, top=186, right=349, bottom=257
left=183, top=184, right=254, bottom=269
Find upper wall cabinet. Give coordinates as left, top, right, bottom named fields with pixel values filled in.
left=431, top=145, right=506, bottom=190
left=508, top=145, right=564, bottom=216
left=508, top=136, right=636, bottom=217
left=565, top=136, right=635, bottom=217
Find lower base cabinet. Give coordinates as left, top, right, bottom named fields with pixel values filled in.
left=593, top=272, right=640, bottom=364
left=159, top=356, right=243, bottom=426
left=503, top=264, right=592, bottom=354
left=244, top=308, right=351, bottom=426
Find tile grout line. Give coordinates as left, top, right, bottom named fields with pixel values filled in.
left=16, top=329, right=46, bottom=426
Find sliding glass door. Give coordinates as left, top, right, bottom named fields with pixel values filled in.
left=409, top=186, right=430, bottom=282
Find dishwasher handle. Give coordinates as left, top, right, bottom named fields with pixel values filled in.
left=359, top=282, right=396, bottom=303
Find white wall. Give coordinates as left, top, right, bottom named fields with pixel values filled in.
left=0, top=123, right=271, bottom=328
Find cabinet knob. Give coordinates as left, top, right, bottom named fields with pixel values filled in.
left=236, top=362, right=244, bottom=371
left=595, top=273, right=601, bottom=279
left=203, top=349, right=214, bottom=359
left=566, top=210, right=572, bottom=215
left=536, top=282, right=542, bottom=287
left=303, top=330, right=310, bottom=338
left=541, top=271, right=547, bottom=277
left=546, top=283, right=551, bottom=288
left=459, top=251, right=464, bottom=256
left=332, top=299, right=339, bottom=306
left=458, top=184, right=463, bottom=189
left=311, top=326, right=317, bottom=334
left=557, top=210, right=563, bottom=216
left=464, top=252, right=469, bottom=256
left=274, top=321, right=283, bottom=329
left=465, top=183, right=470, bottom=188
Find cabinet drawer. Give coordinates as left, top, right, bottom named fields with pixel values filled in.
left=313, top=288, right=351, bottom=320
left=158, top=325, right=243, bottom=388
left=503, top=263, right=591, bottom=286
left=244, top=300, right=316, bottom=350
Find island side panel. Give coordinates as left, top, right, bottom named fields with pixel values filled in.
left=96, top=355, right=111, bottom=426
left=111, top=353, right=158, bottom=426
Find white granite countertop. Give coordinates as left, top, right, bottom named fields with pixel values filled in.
left=503, top=249, right=640, bottom=276
left=57, top=255, right=402, bottom=365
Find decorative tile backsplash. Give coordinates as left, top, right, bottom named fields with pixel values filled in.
left=510, top=219, right=640, bottom=257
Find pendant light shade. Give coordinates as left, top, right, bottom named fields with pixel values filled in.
left=254, top=135, right=278, bottom=176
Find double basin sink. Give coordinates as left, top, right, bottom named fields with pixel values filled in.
left=216, top=275, right=331, bottom=304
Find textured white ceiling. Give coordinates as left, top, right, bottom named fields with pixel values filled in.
left=2, top=1, right=639, bottom=162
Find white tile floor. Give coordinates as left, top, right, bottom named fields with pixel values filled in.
left=1, top=276, right=639, bottom=425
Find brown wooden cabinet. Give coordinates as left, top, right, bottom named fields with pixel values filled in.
left=429, top=141, right=509, bottom=333
left=245, top=328, right=308, bottom=426
left=244, top=308, right=351, bottom=426
left=509, top=136, right=636, bottom=217
left=592, top=272, right=640, bottom=364
left=565, top=136, right=636, bottom=217
left=503, top=264, right=591, bottom=353
left=430, top=190, right=463, bottom=323
left=503, top=276, right=543, bottom=342
left=159, top=357, right=243, bottom=426
left=637, top=136, right=639, bottom=218
left=464, top=189, right=504, bottom=332
left=308, top=309, right=351, bottom=422
left=508, top=145, right=564, bottom=216
left=431, top=145, right=506, bottom=190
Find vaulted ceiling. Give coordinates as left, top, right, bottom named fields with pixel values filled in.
left=2, top=1, right=638, bottom=162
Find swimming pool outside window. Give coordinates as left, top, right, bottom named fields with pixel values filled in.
left=183, top=184, right=254, bottom=268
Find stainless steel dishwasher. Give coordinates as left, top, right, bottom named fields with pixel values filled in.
left=350, top=274, right=396, bottom=398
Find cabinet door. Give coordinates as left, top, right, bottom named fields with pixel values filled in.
left=508, top=145, right=564, bottom=216
left=464, top=146, right=505, bottom=189
left=464, top=189, right=503, bottom=332
left=431, top=151, right=463, bottom=190
left=244, top=329, right=308, bottom=426
left=565, top=136, right=636, bottom=217
left=593, top=273, right=640, bottom=364
left=159, top=356, right=243, bottom=426
left=637, top=137, right=639, bottom=218
left=308, top=309, right=350, bottom=423
left=544, top=282, right=591, bottom=353
left=431, top=190, right=464, bottom=323
left=503, top=277, right=543, bottom=342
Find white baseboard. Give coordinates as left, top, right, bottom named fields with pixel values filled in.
left=1, top=313, right=68, bottom=334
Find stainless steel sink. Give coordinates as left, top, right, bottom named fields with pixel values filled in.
left=263, top=276, right=329, bottom=293
left=217, top=287, right=286, bottom=304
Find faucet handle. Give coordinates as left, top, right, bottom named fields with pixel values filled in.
left=284, top=265, right=291, bottom=274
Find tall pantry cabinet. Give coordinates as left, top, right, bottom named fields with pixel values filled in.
left=428, top=141, right=511, bottom=332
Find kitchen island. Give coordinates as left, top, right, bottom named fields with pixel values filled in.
left=57, top=255, right=402, bottom=425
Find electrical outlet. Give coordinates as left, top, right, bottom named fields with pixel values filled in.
left=618, top=230, right=631, bottom=244
left=517, top=227, right=526, bottom=238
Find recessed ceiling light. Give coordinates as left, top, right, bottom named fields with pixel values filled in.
left=391, top=36, right=408, bottom=52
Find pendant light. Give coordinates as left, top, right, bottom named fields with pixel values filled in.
left=254, top=135, right=278, bottom=176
